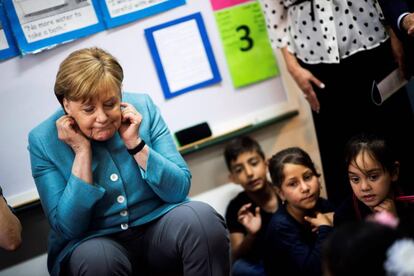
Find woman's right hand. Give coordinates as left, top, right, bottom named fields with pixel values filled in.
left=290, top=65, right=324, bottom=113
left=281, top=47, right=324, bottom=113
left=56, top=115, right=90, bottom=153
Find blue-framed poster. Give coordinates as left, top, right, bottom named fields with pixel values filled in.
left=99, top=0, right=186, bottom=29
left=0, top=2, right=19, bottom=60
left=145, top=12, right=221, bottom=99
left=3, top=0, right=105, bottom=54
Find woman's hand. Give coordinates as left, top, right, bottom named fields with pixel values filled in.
left=281, top=47, right=324, bottom=113
left=56, top=115, right=90, bottom=153
left=290, top=66, right=324, bottom=113
left=237, top=203, right=262, bottom=235
left=119, top=102, right=143, bottom=149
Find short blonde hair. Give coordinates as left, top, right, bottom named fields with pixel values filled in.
left=54, top=47, right=124, bottom=105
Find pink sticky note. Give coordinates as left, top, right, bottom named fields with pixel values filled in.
left=210, top=0, right=252, bottom=11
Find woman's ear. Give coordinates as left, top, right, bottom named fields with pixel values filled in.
left=63, top=98, right=71, bottom=115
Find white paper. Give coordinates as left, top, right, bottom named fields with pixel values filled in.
left=14, top=0, right=98, bottom=43
left=106, top=0, right=168, bottom=18
left=371, top=68, right=410, bottom=106
left=153, top=19, right=213, bottom=93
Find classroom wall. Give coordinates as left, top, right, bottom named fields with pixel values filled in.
left=187, top=48, right=326, bottom=198
left=0, top=47, right=324, bottom=275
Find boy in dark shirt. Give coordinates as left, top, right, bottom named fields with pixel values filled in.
left=224, top=136, right=278, bottom=276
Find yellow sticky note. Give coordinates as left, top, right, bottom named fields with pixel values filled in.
left=215, top=1, right=279, bottom=88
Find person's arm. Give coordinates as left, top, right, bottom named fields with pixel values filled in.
left=28, top=122, right=105, bottom=241
left=258, top=0, right=324, bottom=112
left=0, top=196, right=22, bottom=251
left=378, top=0, right=412, bottom=37
left=230, top=204, right=261, bottom=259
left=127, top=94, right=191, bottom=203
left=281, top=48, right=324, bottom=113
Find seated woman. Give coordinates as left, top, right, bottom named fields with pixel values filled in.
left=28, top=47, right=230, bottom=276
left=264, top=147, right=334, bottom=276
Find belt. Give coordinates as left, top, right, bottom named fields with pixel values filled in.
left=286, top=0, right=315, bottom=21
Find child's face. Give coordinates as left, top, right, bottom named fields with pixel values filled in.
left=278, top=163, right=320, bottom=212
left=348, top=151, right=395, bottom=208
left=230, top=150, right=268, bottom=192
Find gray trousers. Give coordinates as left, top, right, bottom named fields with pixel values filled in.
left=67, top=201, right=230, bottom=276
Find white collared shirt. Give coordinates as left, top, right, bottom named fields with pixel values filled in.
left=259, top=0, right=388, bottom=64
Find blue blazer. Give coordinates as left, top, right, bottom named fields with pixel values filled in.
left=28, top=93, right=191, bottom=275
left=379, top=0, right=413, bottom=38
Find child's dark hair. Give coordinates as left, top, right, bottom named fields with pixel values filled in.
left=323, top=221, right=400, bottom=276
left=268, top=147, right=320, bottom=188
left=224, top=136, right=265, bottom=171
left=344, top=133, right=399, bottom=177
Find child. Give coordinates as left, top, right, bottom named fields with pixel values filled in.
left=265, top=147, right=334, bottom=276
left=334, top=133, right=414, bottom=237
left=224, top=136, right=278, bottom=276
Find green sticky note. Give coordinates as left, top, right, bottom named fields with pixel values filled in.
left=215, top=1, right=279, bottom=88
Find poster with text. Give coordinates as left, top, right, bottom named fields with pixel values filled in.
left=100, top=0, right=186, bottom=28
left=3, top=0, right=105, bottom=54
left=215, top=1, right=278, bottom=88
left=0, top=2, right=19, bottom=60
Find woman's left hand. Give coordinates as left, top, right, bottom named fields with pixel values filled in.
left=119, top=102, right=142, bottom=149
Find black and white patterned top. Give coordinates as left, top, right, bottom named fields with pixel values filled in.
left=259, top=0, right=388, bottom=64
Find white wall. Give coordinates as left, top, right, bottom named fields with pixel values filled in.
left=188, top=49, right=326, bottom=199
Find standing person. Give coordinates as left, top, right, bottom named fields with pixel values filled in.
left=334, top=133, right=414, bottom=237
left=265, top=147, right=334, bottom=276
left=0, top=186, right=22, bottom=251
left=28, top=47, right=230, bottom=276
left=224, top=136, right=278, bottom=276
left=378, top=0, right=414, bottom=77
left=259, top=0, right=414, bottom=206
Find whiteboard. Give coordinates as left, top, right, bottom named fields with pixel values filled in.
left=0, top=0, right=296, bottom=207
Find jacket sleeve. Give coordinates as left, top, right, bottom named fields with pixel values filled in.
left=378, top=0, right=410, bottom=37
left=28, top=131, right=105, bottom=241
left=138, top=95, right=191, bottom=203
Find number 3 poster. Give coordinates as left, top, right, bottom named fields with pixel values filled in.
left=213, top=0, right=278, bottom=88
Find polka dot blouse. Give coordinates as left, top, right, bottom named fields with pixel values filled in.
left=259, top=0, right=389, bottom=64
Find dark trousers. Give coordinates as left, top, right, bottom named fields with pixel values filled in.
left=66, top=201, right=230, bottom=276
left=301, top=40, right=414, bottom=207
